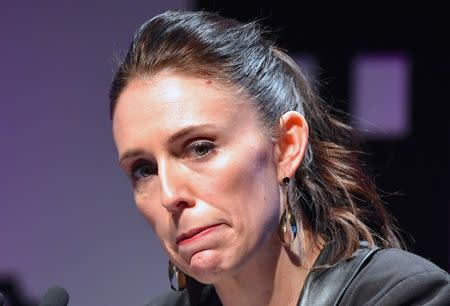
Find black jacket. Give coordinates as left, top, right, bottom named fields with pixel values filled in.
left=146, top=243, right=450, bottom=305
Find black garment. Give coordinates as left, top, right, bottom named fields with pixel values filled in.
left=146, top=244, right=450, bottom=305
left=339, top=248, right=450, bottom=305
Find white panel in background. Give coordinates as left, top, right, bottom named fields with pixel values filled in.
left=350, top=54, right=410, bottom=139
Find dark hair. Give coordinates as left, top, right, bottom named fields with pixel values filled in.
left=110, top=10, right=403, bottom=265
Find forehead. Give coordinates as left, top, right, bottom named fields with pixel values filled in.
left=112, top=72, right=258, bottom=151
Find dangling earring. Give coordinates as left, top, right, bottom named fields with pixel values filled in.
left=278, top=177, right=298, bottom=245
left=168, top=261, right=187, bottom=291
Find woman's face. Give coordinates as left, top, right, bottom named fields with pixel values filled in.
left=112, top=71, right=283, bottom=283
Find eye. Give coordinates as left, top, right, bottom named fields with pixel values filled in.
left=130, top=162, right=157, bottom=180
left=187, top=140, right=216, bottom=158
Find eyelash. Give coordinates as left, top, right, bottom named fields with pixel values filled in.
left=129, top=140, right=216, bottom=182
left=130, top=161, right=156, bottom=181
left=186, top=140, right=216, bottom=159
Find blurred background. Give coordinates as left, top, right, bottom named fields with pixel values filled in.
left=0, top=1, right=448, bottom=305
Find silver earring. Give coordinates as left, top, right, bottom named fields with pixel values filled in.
left=168, top=261, right=187, bottom=291
left=278, top=177, right=297, bottom=245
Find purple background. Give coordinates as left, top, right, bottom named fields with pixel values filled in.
left=351, top=54, right=410, bottom=139
left=0, top=1, right=189, bottom=305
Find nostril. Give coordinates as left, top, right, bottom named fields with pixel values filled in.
left=160, top=188, right=195, bottom=213
left=176, top=201, right=188, bottom=208
left=164, top=199, right=194, bottom=214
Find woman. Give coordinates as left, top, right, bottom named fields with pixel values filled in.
left=110, top=10, right=450, bottom=306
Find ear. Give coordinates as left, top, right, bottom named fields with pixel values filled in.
left=275, top=111, right=309, bottom=180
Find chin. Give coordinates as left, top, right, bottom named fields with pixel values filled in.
left=187, top=249, right=233, bottom=284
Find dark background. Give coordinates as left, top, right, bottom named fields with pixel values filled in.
left=196, top=1, right=449, bottom=271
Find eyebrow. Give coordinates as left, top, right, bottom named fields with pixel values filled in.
left=119, top=149, right=147, bottom=165
left=167, top=123, right=215, bottom=144
left=118, top=123, right=216, bottom=165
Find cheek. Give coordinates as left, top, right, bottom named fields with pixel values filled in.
left=134, top=192, right=162, bottom=232
left=206, top=144, right=280, bottom=225
left=135, top=193, right=176, bottom=254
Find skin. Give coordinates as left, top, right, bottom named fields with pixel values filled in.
left=112, top=71, right=321, bottom=306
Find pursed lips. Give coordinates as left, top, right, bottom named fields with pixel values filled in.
left=176, top=224, right=222, bottom=245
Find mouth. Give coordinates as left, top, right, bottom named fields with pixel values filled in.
left=176, top=224, right=222, bottom=245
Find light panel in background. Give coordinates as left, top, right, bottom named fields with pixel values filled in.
left=350, top=54, right=411, bottom=139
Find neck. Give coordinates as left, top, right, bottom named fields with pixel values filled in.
left=213, top=231, right=322, bottom=306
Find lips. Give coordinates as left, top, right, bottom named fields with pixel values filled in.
left=176, top=224, right=221, bottom=245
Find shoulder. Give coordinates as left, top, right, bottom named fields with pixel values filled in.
left=341, top=248, right=450, bottom=305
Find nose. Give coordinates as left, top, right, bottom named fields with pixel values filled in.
left=158, top=159, right=194, bottom=214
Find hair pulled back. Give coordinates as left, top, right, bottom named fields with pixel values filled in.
left=110, top=10, right=403, bottom=265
